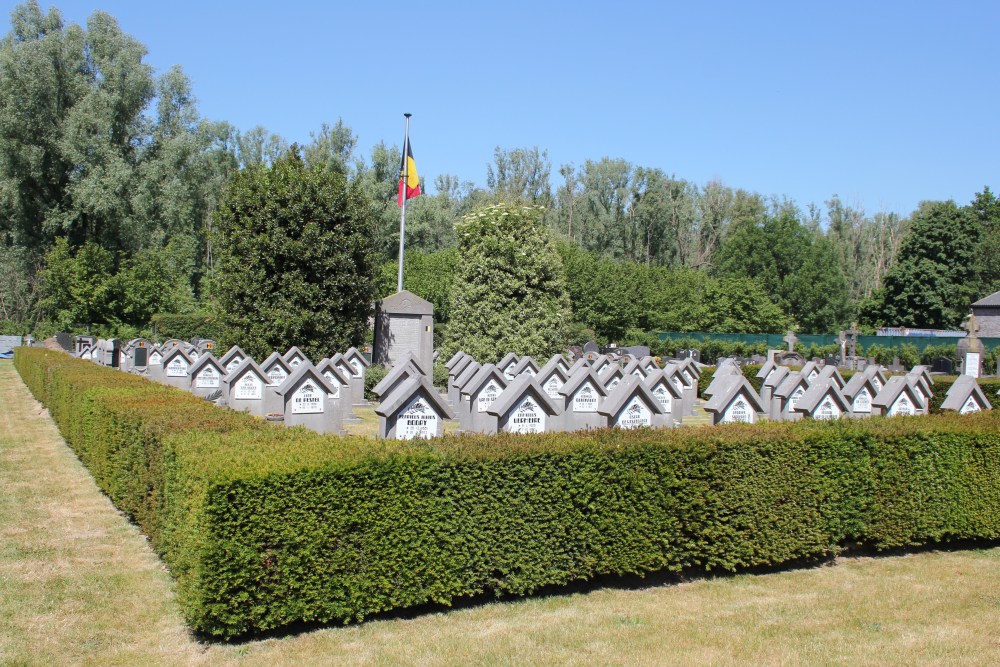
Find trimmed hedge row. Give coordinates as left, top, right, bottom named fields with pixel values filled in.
left=14, top=348, right=1000, bottom=639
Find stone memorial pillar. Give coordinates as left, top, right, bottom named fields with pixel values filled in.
left=957, top=313, right=985, bottom=378
left=373, top=290, right=434, bottom=375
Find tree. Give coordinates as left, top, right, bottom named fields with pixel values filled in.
left=557, top=242, right=647, bottom=342
left=303, top=118, right=358, bottom=176
left=971, top=186, right=1000, bottom=295
left=783, top=234, right=853, bottom=333
left=377, top=248, right=457, bottom=323
left=486, top=146, right=551, bottom=205
left=212, top=148, right=377, bottom=360
left=0, top=2, right=154, bottom=251
left=442, top=202, right=570, bottom=361
left=695, top=277, right=791, bottom=334
left=860, top=200, right=980, bottom=329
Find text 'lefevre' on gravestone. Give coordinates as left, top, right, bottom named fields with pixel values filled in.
left=509, top=396, right=545, bottom=434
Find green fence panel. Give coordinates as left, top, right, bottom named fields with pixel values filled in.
left=654, top=332, right=1000, bottom=354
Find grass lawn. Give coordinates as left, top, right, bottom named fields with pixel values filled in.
left=2, top=359, right=1000, bottom=666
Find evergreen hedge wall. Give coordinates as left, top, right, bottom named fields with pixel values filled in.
left=14, top=348, right=1000, bottom=639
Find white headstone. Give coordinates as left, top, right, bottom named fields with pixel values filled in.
left=508, top=395, right=545, bottom=434
left=543, top=374, right=563, bottom=399
left=266, top=363, right=288, bottom=385
left=291, top=379, right=324, bottom=414
left=571, top=382, right=600, bottom=413
left=477, top=378, right=503, bottom=413
left=166, top=356, right=189, bottom=377
left=965, top=352, right=981, bottom=378
left=614, top=396, right=652, bottom=429
left=398, top=394, right=439, bottom=440
left=234, top=373, right=263, bottom=400
left=195, top=365, right=220, bottom=388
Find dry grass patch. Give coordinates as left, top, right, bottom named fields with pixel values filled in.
left=3, top=360, right=1000, bottom=666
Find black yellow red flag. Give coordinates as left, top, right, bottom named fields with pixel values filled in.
left=397, top=140, right=421, bottom=206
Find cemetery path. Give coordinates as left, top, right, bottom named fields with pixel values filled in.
left=0, top=362, right=207, bottom=667
left=3, top=360, right=1000, bottom=666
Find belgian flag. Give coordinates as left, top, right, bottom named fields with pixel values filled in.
left=397, top=139, right=421, bottom=206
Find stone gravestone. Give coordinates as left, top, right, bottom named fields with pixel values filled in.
left=372, top=290, right=435, bottom=375
left=557, top=367, right=608, bottom=432
left=583, top=341, right=600, bottom=356
left=222, top=358, right=269, bottom=417
left=599, top=375, right=667, bottom=430
left=498, top=352, right=520, bottom=380
left=450, top=360, right=482, bottom=409
left=644, top=369, right=683, bottom=427
left=376, top=375, right=453, bottom=440
left=931, top=357, right=955, bottom=375
left=343, top=347, right=371, bottom=403
left=957, top=313, right=985, bottom=378
left=74, top=335, right=96, bottom=356
left=159, top=347, right=193, bottom=388
left=847, top=322, right=860, bottom=359
left=329, top=353, right=364, bottom=411
left=220, top=345, right=247, bottom=374
left=458, top=364, right=508, bottom=433
left=371, top=361, right=423, bottom=402
left=940, top=375, right=992, bottom=414
left=130, top=339, right=151, bottom=371
left=188, top=354, right=226, bottom=399
left=537, top=356, right=570, bottom=410
left=314, top=358, right=355, bottom=423
left=269, top=364, right=344, bottom=435
left=485, top=375, right=562, bottom=435
left=341, top=347, right=370, bottom=405
left=261, top=352, right=293, bottom=386
left=447, top=354, right=476, bottom=405
left=282, top=346, right=309, bottom=369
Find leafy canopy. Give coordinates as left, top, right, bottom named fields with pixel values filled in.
left=442, top=202, right=570, bottom=361
left=212, top=148, right=377, bottom=360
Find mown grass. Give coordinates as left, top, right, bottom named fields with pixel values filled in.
left=2, top=360, right=1000, bottom=666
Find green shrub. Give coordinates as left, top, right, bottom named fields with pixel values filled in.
left=150, top=311, right=222, bottom=343
left=15, top=348, right=1000, bottom=640
left=364, top=363, right=388, bottom=400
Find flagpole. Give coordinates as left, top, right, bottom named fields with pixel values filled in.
left=397, top=113, right=411, bottom=293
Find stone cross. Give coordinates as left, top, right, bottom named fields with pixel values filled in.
left=846, top=322, right=861, bottom=358
left=783, top=331, right=798, bottom=353
left=963, top=313, right=980, bottom=338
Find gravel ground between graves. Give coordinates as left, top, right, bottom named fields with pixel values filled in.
left=3, top=359, right=1000, bottom=666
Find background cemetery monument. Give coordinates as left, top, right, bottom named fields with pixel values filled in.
left=372, top=290, right=434, bottom=373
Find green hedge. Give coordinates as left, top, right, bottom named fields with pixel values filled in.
left=14, top=348, right=1000, bottom=639
left=150, top=311, right=222, bottom=343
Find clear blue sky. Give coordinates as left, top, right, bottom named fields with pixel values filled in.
left=6, top=0, right=999, bottom=217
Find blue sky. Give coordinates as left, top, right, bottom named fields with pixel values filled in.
left=7, top=1, right=999, bottom=217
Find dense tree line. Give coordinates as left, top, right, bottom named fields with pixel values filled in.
left=2, top=2, right=998, bottom=343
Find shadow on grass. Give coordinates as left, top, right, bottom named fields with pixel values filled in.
left=204, top=536, right=1000, bottom=646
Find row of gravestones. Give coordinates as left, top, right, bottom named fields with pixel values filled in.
left=702, top=356, right=993, bottom=425
left=75, top=337, right=371, bottom=435
left=370, top=350, right=705, bottom=439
